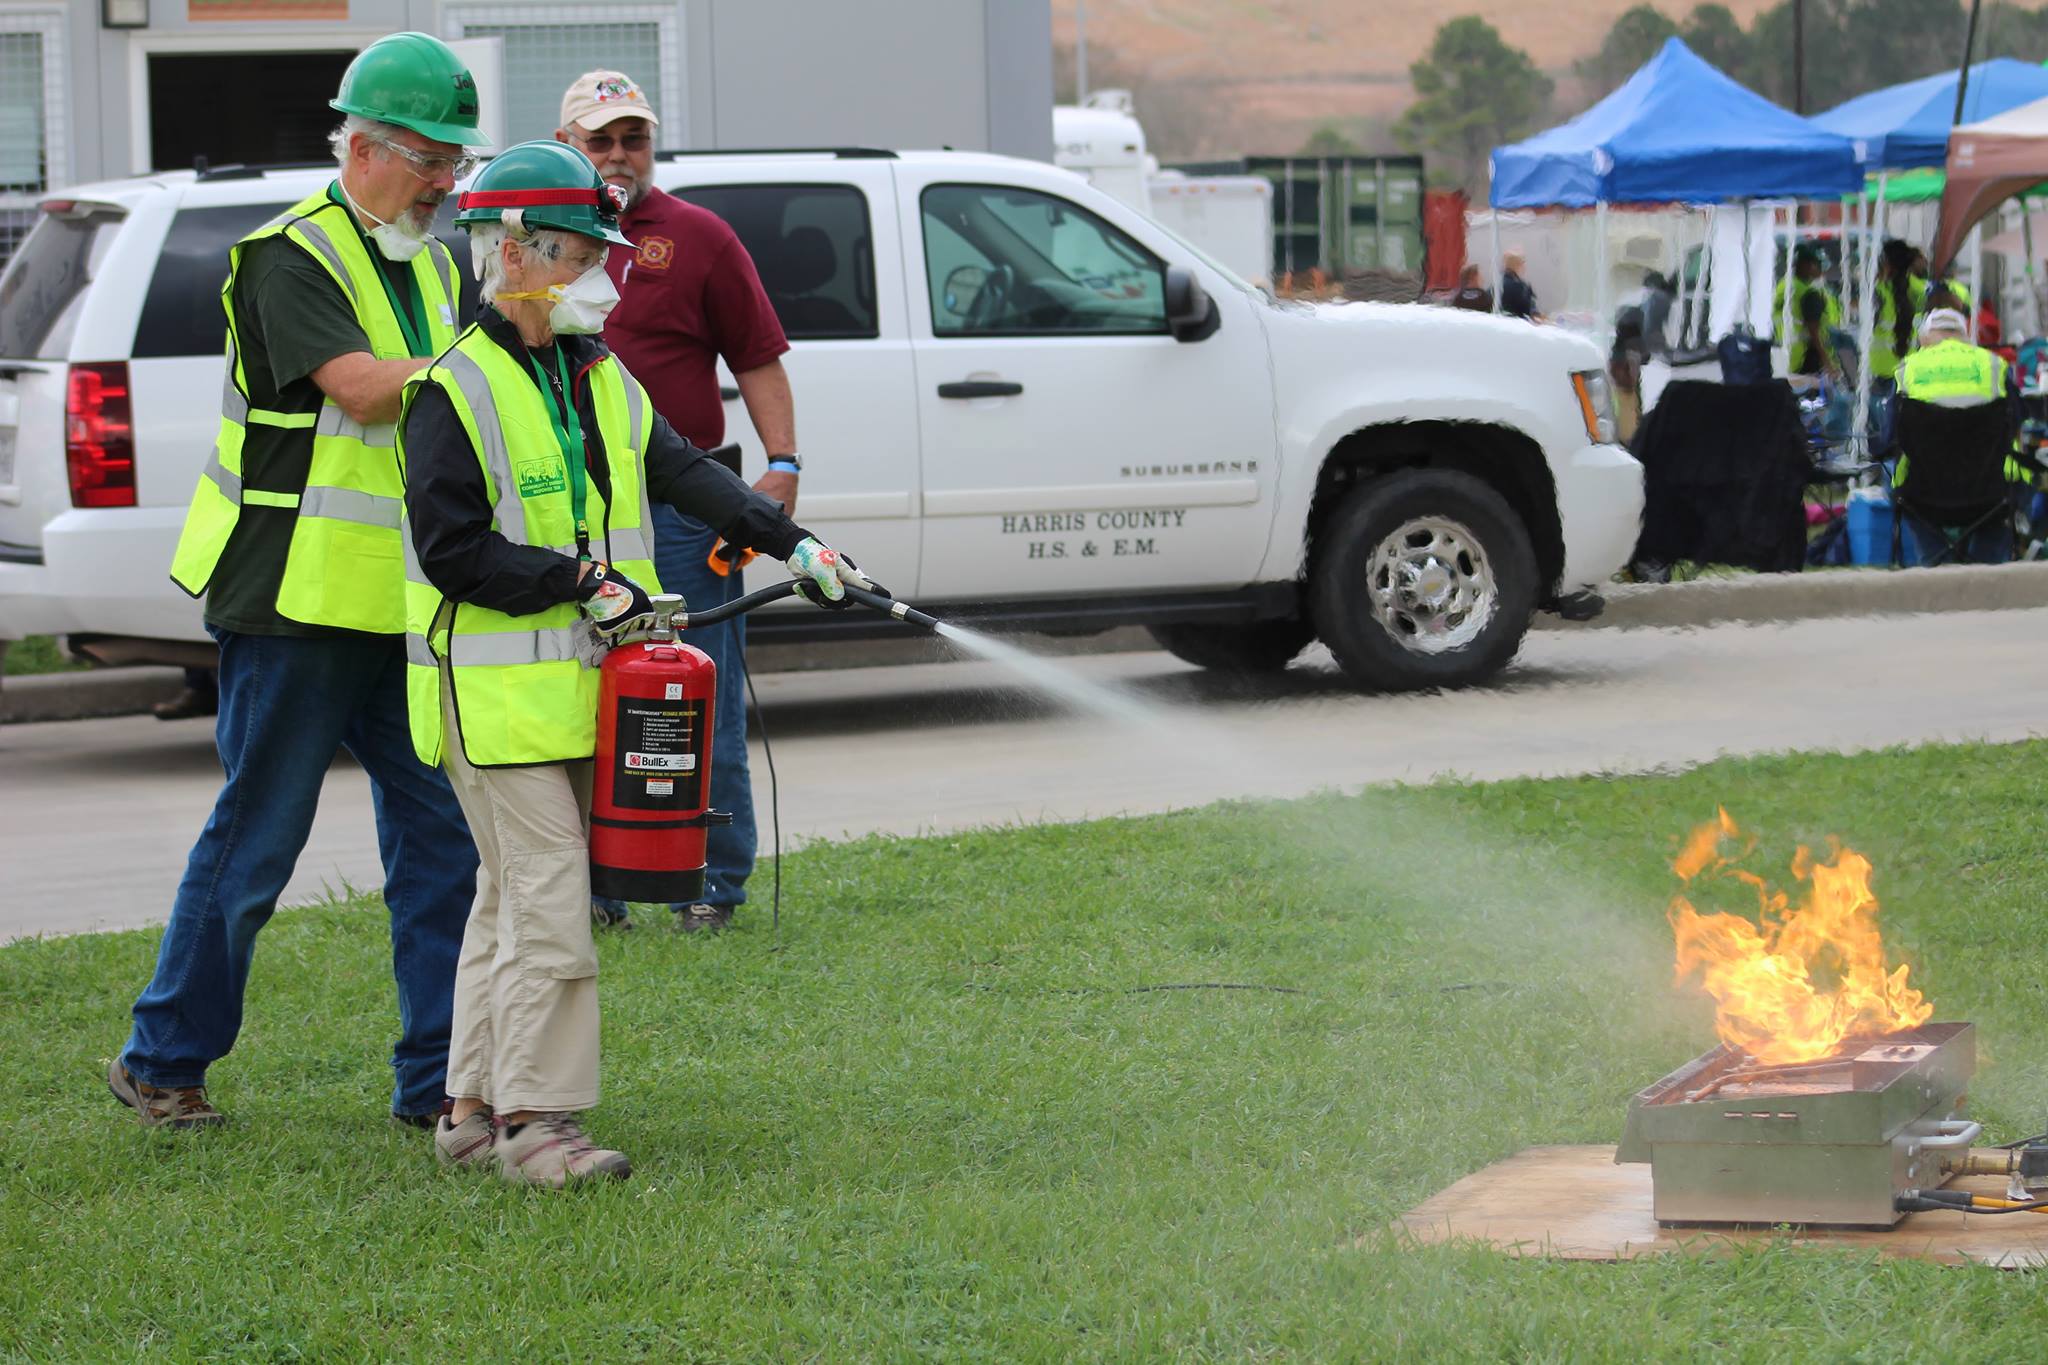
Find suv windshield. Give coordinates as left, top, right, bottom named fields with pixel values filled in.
left=0, top=205, right=121, bottom=359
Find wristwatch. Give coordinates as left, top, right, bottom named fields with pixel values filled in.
left=766, top=453, right=802, bottom=473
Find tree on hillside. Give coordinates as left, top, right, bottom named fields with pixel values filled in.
left=1982, top=3, right=2048, bottom=62
left=1395, top=17, right=1553, bottom=194
left=1745, top=0, right=1958, bottom=111
left=1576, top=5, right=1680, bottom=99
left=1299, top=124, right=1366, bottom=156
left=1680, top=4, right=1753, bottom=81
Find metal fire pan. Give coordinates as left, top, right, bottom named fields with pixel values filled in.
left=1615, top=1022, right=1975, bottom=1227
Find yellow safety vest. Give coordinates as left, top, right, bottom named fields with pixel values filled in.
left=169, top=186, right=461, bottom=633
left=1894, top=339, right=2022, bottom=485
left=398, top=327, right=659, bottom=768
left=1870, top=276, right=1930, bottom=381
left=1773, top=277, right=1842, bottom=372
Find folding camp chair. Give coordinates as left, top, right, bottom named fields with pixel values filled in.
left=1890, top=397, right=2019, bottom=567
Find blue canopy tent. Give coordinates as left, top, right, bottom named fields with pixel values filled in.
left=1491, top=37, right=1862, bottom=209
left=1812, top=60, right=2048, bottom=440
left=1486, top=38, right=1861, bottom=361
left=1812, top=58, right=2048, bottom=170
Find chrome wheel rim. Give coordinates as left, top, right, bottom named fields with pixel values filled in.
left=1366, top=517, right=1496, bottom=655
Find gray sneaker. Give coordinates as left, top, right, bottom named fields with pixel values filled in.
left=494, top=1114, right=631, bottom=1188
left=434, top=1111, right=496, bottom=1168
left=107, top=1057, right=226, bottom=1130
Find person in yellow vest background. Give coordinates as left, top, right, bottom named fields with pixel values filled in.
left=110, top=34, right=488, bottom=1133
left=1773, top=244, right=1842, bottom=376
left=1894, top=306, right=2026, bottom=563
left=397, top=142, right=868, bottom=1186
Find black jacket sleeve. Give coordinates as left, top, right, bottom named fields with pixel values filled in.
left=642, top=412, right=808, bottom=560
left=401, top=382, right=589, bottom=616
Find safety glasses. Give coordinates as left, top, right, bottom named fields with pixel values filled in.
left=371, top=134, right=478, bottom=183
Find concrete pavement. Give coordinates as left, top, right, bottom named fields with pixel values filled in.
left=4, top=606, right=2045, bottom=942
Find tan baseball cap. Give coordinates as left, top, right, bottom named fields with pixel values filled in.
left=560, top=70, right=660, bottom=133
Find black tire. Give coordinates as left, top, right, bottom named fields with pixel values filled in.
left=1310, top=468, right=1537, bottom=692
left=1147, top=618, right=1314, bottom=674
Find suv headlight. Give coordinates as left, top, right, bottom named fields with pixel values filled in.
left=1572, top=370, right=1617, bottom=444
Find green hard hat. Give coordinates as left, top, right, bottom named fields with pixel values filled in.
left=454, top=140, right=634, bottom=247
left=330, top=32, right=486, bottom=147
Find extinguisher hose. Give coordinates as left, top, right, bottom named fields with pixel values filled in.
left=672, top=579, right=945, bottom=632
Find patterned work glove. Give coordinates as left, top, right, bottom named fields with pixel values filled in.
left=785, top=536, right=873, bottom=604
left=577, top=562, right=654, bottom=638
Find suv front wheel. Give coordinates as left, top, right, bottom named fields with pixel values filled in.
left=1310, top=469, right=1537, bottom=692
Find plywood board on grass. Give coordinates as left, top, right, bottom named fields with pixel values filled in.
left=1393, top=1145, right=2048, bottom=1268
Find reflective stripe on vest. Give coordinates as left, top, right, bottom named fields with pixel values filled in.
left=398, top=327, right=660, bottom=768
left=168, top=186, right=460, bottom=627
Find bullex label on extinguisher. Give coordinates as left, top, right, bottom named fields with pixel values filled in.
left=612, top=699, right=703, bottom=810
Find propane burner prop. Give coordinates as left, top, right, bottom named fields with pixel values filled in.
left=1667, top=809, right=1932, bottom=1065
left=1619, top=812, right=1980, bottom=1228
left=1617, top=1023, right=1977, bottom=1227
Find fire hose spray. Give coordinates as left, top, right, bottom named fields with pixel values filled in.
left=589, top=581, right=941, bottom=902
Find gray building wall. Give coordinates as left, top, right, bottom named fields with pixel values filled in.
left=52, top=0, right=1050, bottom=191
left=687, top=0, right=1050, bottom=159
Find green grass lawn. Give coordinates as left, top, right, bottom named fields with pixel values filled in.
left=9, top=743, right=2048, bottom=1361
left=1, top=635, right=87, bottom=676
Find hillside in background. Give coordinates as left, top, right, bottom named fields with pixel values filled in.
left=1051, top=0, right=1781, bottom=159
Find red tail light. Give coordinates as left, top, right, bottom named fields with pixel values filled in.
left=66, top=362, right=134, bottom=508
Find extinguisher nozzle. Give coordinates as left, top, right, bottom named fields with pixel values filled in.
left=843, top=584, right=942, bottom=632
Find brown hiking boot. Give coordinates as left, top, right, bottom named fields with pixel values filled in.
left=107, top=1058, right=226, bottom=1130
left=494, top=1114, right=631, bottom=1188
left=433, top=1111, right=496, bottom=1169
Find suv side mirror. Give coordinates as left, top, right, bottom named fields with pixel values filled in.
left=1164, top=265, right=1220, bottom=342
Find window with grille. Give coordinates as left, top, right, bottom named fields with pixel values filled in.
left=0, top=10, right=66, bottom=275
left=0, top=33, right=45, bottom=194
left=447, top=6, right=679, bottom=148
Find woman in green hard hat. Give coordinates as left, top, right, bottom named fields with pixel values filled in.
left=396, top=140, right=868, bottom=1187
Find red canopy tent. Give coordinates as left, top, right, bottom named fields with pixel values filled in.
left=1933, top=94, right=2048, bottom=269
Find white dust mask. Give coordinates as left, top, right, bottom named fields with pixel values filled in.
left=512, top=263, right=619, bottom=335
left=341, top=184, right=430, bottom=262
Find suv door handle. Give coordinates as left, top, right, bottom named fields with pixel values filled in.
left=719, top=385, right=739, bottom=401
left=937, top=380, right=1023, bottom=399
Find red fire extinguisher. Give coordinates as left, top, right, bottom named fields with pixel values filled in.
left=590, top=593, right=729, bottom=903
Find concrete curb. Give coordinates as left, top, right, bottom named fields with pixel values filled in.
left=8, top=565, right=2048, bottom=724
left=1532, top=562, right=2048, bottom=633
left=0, top=665, right=186, bottom=724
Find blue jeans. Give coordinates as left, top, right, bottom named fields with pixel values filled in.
left=122, top=627, right=478, bottom=1117
left=1904, top=515, right=2014, bottom=565
left=594, top=504, right=756, bottom=913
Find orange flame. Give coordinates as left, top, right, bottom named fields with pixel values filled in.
left=1668, top=809, right=1932, bottom=1064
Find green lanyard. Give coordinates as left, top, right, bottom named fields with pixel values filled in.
left=523, top=343, right=591, bottom=558
left=327, top=184, right=431, bottom=359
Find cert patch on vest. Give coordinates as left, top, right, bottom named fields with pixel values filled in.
left=515, top=458, right=566, bottom=499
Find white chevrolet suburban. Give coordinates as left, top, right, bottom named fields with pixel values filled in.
left=0, top=149, right=1641, bottom=691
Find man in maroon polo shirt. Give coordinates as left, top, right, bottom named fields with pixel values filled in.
left=558, top=70, right=799, bottom=934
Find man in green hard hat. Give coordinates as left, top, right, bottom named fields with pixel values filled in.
left=397, top=141, right=867, bottom=1185
left=113, top=33, right=490, bottom=1135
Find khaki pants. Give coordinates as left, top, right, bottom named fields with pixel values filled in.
left=439, top=681, right=600, bottom=1113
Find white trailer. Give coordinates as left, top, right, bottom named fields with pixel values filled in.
left=1054, top=92, right=1273, bottom=286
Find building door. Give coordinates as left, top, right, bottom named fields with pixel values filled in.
left=148, top=51, right=355, bottom=173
